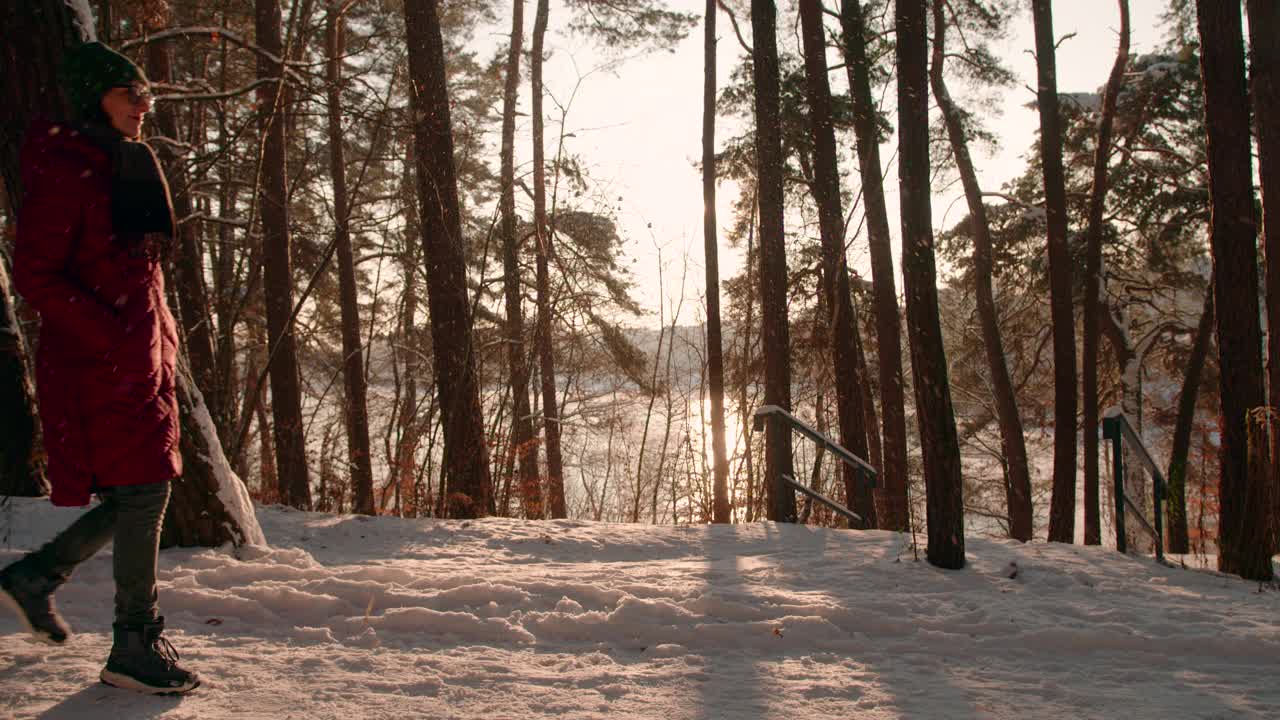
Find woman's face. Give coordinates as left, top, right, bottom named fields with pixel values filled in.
left=100, top=82, right=153, bottom=138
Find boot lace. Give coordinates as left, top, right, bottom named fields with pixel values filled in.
left=151, top=634, right=181, bottom=668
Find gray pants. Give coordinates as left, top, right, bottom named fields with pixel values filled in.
left=24, top=481, right=171, bottom=625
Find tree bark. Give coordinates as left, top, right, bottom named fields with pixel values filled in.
left=404, top=0, right=494, bottom=519
left=1196, top=0, right=1270, bottom=580
left=1166, top=282, right=1213, bottom=555
left=839, top=0, right=910, bottom=531
left=255, top=0, right=312, bottom=510
left=799, top=0, right=874, bottom=528
left=750, top=0, right=796, bottom=523
left=500, top=0, right=543, bottom=519
left=326, top=7, right=375, bottom=516
left=1080, top=0, right=1130, bottom=547
left=0, top=0, right=71, bottom=498
left=394, top=142, right=424, bottom=516
left=1032, top=0, right=1078, bottom=544
left=531, top=0, right=567, bottom=519
left=145, top=29, right=223, bottom=455
left=930, top=0, right=1032, bottom=541
left=704, top=0, right=731, bottom=525
left=1247, top=0, right=1280, bottom=562
left=896, top=0, right=964, bottom=568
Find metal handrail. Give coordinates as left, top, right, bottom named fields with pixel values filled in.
left=781, top=474, right=862, bottom=525
left=1101, top=410, right=1166, bottom=562
left=753, top=405, right=878, bottom=526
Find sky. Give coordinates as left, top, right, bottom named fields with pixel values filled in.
left=2, top=495, right=1277, bottom=718
left=515, top=0, right=1173, bottom=322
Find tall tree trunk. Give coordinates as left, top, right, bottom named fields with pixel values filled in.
left=740, top=197, right=758, bottom=522
left=213, top=28, right=241, bottom=453
left=145, top=28, right=223, bottom=455
left=1196, top=0, right=1270, bottom=580
left=1247, top=0, right=1280, bottom=561
left=704, top=0, right=730, bottom=524
left=1081, top=0, right=1130, bottom=547
left=930, top=0, right=1032, bottom=541
left=395, top=142, right=423, bottom=516
left=500, top=0, right=543, bottom=519
left=799, top=0, right=874, bottom=528
left=1167, top=282, right=1214, bottom=555
left=404, top=0, right=494, bottom=519
left=839, top=0, right=909, bottom=531
left=0, top=0, right=71, bottom=498
left=750, top=0, right=796, bottom=523
left=255, top=0, right=312, bottom=510
left=326, top=6, right=375, bottom=516
left=896, top=0, right=964, bottom=569
left=1032, top=0, right=1078, bottom=544
left=531, top=0, right=567, bottom=519
left=853, top=316, right=883, bottom=478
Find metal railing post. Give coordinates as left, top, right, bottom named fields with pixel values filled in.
left=1102, top=415, right=1126, bottom=554
left=1153, top=472, right=1165, bottom=564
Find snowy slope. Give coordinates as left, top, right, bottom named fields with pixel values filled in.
left=1, top=499, right=1277, bottom=719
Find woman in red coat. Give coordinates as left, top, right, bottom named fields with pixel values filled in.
left=0, top=41, right=198, bottom=695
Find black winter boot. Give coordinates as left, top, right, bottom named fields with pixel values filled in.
left=0, top=557, right=72, bottom=645
left=100, top=617, right=200, bottom=694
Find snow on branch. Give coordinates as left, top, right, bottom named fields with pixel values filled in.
left=981, top=191, right=1047, bottom=221
left=177, top=212, right=249, bottom=229
left=156, top=78, right=278, bottom=104
left=118, top=27, right=306, bottom=84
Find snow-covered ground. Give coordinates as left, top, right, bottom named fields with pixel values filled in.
left=1, top=498, right=1277, bottom=719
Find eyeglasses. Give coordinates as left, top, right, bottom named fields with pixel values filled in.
left=112, top=82, right=154, bottom=106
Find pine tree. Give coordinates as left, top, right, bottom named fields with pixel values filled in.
left=404, top=0, right=495, bottom=518
left=897, top=0, right=965, bottom=568
left=1031, top=0, right=1078, bottom=544
left=1196, top=0, right=1270, bottom=581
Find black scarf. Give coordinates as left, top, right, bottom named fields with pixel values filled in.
left=78, top=120, right=175, bottom=260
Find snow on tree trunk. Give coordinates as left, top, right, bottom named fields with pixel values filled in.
left=62, top=0, right=96, bottom=41
left=163, top=357, right=267, bottom=549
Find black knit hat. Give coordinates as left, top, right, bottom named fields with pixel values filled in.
left=59, top=41, right=149, bottom=121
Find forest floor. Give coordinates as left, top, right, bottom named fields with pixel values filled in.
left=1, top=497, right=1277, bottom=719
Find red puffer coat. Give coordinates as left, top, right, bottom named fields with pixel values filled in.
left=14, top=120, right=182, bottom=506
